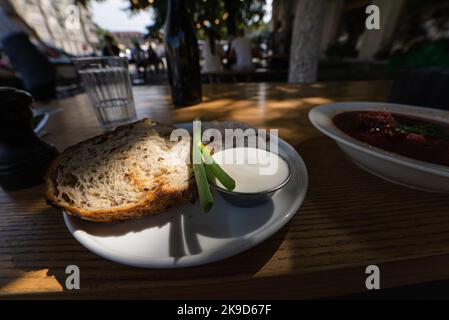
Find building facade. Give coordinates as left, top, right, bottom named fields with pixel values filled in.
left=8, top=0, right=99, bottom=55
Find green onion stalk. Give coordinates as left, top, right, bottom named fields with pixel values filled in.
left=192, top=120, right=213, bottom=212
left=201, top=144, right=236, bottom=191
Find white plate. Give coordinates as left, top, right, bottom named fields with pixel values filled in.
left=309, top=102, right=449, bottom=193
left=63, top=126, right=308, bottom=268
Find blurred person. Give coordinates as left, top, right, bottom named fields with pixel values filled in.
left=202, top=28, right=224, bottom=73
left=147, top=43, right=163, bottom=73
left=0, top=0, right=57, bottom=102
left=270, top=21, right=289, bottom=56
left=227, top=29, right=254, bottom=71
left=153, top=38, right=165, bottom=58
left=131, top=40, right=147, bottom=81
left=102, top=35, right=120, bottom=57
left=389, top=13, right=449, bottom=69
left=268, top=20, right=291, bottom=70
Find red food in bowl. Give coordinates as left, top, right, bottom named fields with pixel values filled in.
left=333, top=111, right=449, bottom=168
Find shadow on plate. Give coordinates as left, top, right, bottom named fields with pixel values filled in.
left=67, top=192, right=274, bottom=259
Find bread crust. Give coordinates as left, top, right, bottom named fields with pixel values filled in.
left=44, top=119, right=194, bottom=223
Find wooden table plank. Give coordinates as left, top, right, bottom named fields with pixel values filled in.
left=3, top=81, right=449, bottom=299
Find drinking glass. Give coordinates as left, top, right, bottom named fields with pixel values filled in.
left=73, top=57, right=137, bottom=130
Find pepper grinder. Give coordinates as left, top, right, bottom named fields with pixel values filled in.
left=0, top=87, right=58, bottom=190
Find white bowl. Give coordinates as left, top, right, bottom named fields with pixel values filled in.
left=309, top=102, right=449, bottom=193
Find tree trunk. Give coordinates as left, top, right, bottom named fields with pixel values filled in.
left=224, top=0, right=238, bottom=35
left=288, top=0, right=326, bottom=83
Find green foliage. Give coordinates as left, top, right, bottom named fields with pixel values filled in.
left=78, top=0, right=266, bottom=38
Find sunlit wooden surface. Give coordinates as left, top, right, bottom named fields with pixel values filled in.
left=3, top=81, right=449, bottom=299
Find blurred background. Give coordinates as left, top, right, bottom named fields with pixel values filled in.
left=1, top=0, right=449, bottom=101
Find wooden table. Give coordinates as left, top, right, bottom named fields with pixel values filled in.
left=3, top=81, right=449, bottom=299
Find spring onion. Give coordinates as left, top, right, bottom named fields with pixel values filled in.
left=201, top=144, right=236, bottom=191
left=193, top=120, right=213, bottom=212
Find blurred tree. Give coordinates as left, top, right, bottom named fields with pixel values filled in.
left=76, top=0, right=266, bottom=38
left=134, top=0, right=266, bottom=38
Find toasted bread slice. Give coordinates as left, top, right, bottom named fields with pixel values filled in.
left=44, top=119, right=194, bottom=222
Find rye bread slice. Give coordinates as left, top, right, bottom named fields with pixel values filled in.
left=44, top=118, right=194, bottom=222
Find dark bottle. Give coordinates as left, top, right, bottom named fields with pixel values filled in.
left=164, top=0, right=202, bottom=107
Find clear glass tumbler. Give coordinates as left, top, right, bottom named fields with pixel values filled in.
left=73, top=57, right=137, bottom=130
